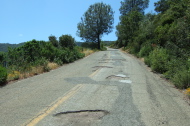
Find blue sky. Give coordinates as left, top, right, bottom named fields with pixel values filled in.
left=0, top=0, right=159, bottom=44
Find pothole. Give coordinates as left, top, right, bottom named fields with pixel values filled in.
left=106, top=74, right=129, bottom=79
left=53, top=110, right=109, bottom=125
left=112, top=59, right=126, bottom=61
left=92, top=66, right=113, bottom=69
left=100, top=59, right=126, bottom=61
left=106, top=74, right=132, bottom=84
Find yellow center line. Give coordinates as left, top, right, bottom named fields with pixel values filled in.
left=89, top=51, right=111, bottom=78
left=89, top=68, right=101, bottom=77
left=24, top=84, right=84, bottom=126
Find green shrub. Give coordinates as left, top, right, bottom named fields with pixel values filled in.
left=149, top=48, right=169, bottom=73
left=59, top=35, right=75, bottom=49
left=138, top=44, right=152, bottom=57
left=164, top=58, right=185, bottom=79
left=128, top=42, right=140, bottom=55
left=144, top=56, right=151, bottom=67
left=172, top=69, right=190, bottom=89
left=53, top=58, right=63, bottom=65
left=0, top=66, right=7, bottom=85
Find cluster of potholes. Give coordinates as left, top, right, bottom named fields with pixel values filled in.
left=92, top=66, right=132, bottom=84
left=106, top=74, right=132, bottom=84
left=53, top=110, right=109, bottom=125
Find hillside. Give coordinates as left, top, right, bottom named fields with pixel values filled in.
left=0, top=43, right=25, bottom=52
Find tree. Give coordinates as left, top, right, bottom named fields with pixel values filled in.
left=154, top=0, right=170, bottom=13
left=49, top=35, right=59, bottom=47
left=77, top=2, right=114, bottom=49
left=116, top=0, right=149, bottom=47
left=120, top=0, right=149, bottom=15
left=59, top=35, right=75, bottom=49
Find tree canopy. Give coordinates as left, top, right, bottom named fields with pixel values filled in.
left=77, top=2, right=114, bottom=49
left=59, top=35, right=75, bottom=49
left=116, top=0, right=148, bottom=47
left=120, top=0, right=149, bottom=15
left=115, top=0, right=190, bottom=89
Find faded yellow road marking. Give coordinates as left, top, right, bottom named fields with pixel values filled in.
left=24, top=84, right=84, bottom=126
left=89, top=69, right=101, bottom=77
left=89, top=51, right=111, bottom=78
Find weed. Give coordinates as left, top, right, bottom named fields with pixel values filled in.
left=8, top=71, right=20, bottom=81
left=185, top=88, right=190, bottom=98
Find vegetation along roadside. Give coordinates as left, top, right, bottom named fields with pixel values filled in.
left=0, top=35, right=103, bottom=86
left=113, top=0, right=190, bottom=98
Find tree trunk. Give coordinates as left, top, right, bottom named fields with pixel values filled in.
left=97, top=34, right=101, bottom=49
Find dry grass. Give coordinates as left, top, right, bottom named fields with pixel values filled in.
left=7, top=71, right=20, bottom=81
left=82, top=49, right=96, bottom=56
left=47, top=62, right=59, bottom=70
left=185, top=88, right=190, bottom=98
left=7, top=62, right=59, bottom=81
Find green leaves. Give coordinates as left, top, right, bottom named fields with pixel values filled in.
left=0, top=66, right=7, bottom=85
left=120, top=0, right=149, bottom=15
left=59, top=35, right=75, bottom=49
left=77, top=2, right=114, bottom=49
left=49, top=35, right=59, bottom=47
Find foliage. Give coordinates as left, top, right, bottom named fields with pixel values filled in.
left=154, top=0, right=170, bottom=13
left=8, top=71, right=20, bottom=81
left=1, top=33, right=85, bottom=84
left=77, top=2, right=114, bottom=49
left=149, top=48, right=169, bottom=73
left=59, top=35, right=75, bottom=49
left=172, top=69, right=190, bottom=89
left=81, top=42, right=98, bottom=49
left=138, top=44, right=152, bottom=57
left=115, top=0, right=190, bottom=90
left=0, top=66, right=7, bottom=85
left=116, top=10, right=144, bottom=47
left=0, top=52, right=5, bottom=65
left=0, top=43, right=25, bottom=52
left=120, top=0, right=149, bottom=15
left=49, top=35, right=59, bottom=47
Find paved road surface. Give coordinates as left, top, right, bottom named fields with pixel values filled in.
left=0, top=48, right=190, bottom=126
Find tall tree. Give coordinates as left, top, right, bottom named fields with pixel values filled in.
left=116, top=0, right=148, bottom=47
left=120, top=0, right=149, bottom=15
left=48, top=35, right=59, bottom=47
left=77, top=2, right=114, bottom=49
left=154, top=0, right=170, bottom=13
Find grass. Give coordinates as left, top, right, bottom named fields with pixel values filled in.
left=82, top=49, right=96, bottom=56
left=7, top=62, right=59, bottom=81
left=185, top=88, right=190, bottom=98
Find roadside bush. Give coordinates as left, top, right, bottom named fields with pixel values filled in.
left=172, top=69, right=190, bottom=89
left=81, top=42, right=97, bottom=49
left=164, top=58, right=185, bottom=79
left=149, top=48, right=169, bottom=73
left=144, top=56, right=151, bottom=67
left=128, top=42, right=140, bottom=55
left=59, top=35, right=75, bottom=49
left=138, top=44, right=152, bottom=57
left=0, top=66, right=7, bottom=85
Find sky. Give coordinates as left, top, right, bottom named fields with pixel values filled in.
left=0, top=0, right=159, bottom=44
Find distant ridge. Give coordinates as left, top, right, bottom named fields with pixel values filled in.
left=0, top=43, right=25, bottom=52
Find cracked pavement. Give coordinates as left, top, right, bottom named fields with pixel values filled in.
left=0, top=48, right=190, bottom=126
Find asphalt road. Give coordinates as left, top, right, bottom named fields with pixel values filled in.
left=0, top=48, right=190, bottom=126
